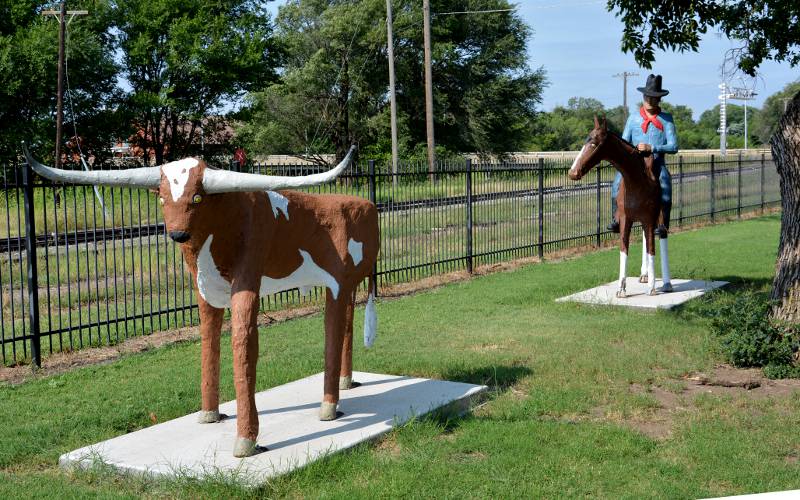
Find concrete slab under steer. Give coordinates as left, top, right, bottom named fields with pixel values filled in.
left=59, top=371, right=487, bottom=485
left=556, top=278, right=728, bottom=310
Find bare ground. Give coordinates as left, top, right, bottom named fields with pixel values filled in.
left=593, top=365, right=800, bottom=440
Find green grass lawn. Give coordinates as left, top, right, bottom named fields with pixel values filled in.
left=1, top=214, right=797, bottom=498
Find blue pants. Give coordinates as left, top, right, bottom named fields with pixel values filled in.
left=611, top=156, right=672, bottom=221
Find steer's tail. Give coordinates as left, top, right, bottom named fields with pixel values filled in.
left=363, top=274, right=377, bottom=348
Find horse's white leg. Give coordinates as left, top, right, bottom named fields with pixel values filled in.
left=644, top=229, right=657, bottom=296
left=659, top=237, right=673, bottom=292
left=617, top=251, right=627, bottom=298
left=647, top=253, right=656, bottom=295
left=639, top=231, right=648, bottom=283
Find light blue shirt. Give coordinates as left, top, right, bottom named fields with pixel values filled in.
left=622, top=110, right=678, bottom=155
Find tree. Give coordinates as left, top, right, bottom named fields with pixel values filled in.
left=752, top=80, right=800, bottom=145
left=607, top=0, right=800, bottom=321
left=114, top=0, right=280, bottom=165
left=238, top=0, right=389, bottom=164
left=607, top=1, right=800, bottom=76
left=529, top=98, right=623, bottom=151
left=240, top=0, right=546, bottom=163
left=0, top=0, right=121, bottom=164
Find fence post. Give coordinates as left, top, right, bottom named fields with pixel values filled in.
left=537, top=158, right=544, bottom=260
left=595, top=165, right=601, bottom=247
left=710, top=154, right=715, bottom=223
left=465, top=159, right=473, bottom=274
left=737, top=151, right=742, bottom=218
left=760, top=153, right=766, bottom=212
left=368, top=160, right=378, bottom=295
left=678, top=156, right=684, bottom=226
left=22, top=163, right=41, bottom=369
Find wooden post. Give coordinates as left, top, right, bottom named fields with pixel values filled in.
left=423, top=0, right=435, bottom=181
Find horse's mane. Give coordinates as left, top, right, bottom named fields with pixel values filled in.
left=604, top=130, right=658, bottom=182
left=607, top=130, right=637, bottom=152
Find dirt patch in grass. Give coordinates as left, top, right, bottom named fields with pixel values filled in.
left=375, top=435, right=403, bottom=459
left=593, top=364, right=800, bottom=440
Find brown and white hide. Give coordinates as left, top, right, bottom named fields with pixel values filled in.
left=25, top=147, right=378, bottom=458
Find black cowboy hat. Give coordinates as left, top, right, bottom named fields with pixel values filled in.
left=637, top=74, right=669, bottom=97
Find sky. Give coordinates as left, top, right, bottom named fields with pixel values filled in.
left=266, top=1, right=799, bottom=119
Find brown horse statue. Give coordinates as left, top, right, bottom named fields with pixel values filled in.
left=568, top=116, right=672, bottom=297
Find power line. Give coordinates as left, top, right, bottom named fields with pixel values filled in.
left=434, top=9, right=514, bottom=16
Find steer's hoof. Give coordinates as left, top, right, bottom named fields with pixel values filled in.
left=616, top=290, right=627, bottom=299
left=233, top=437, right=265, bottom=458
left=197, top=410, right=225, bottom=424
left=639, top=274, right=648, bottom=283
left=648, top=289, right=658, bottom=296
left=661, top=282, right=674, bottom=293
left=319, top=402, right=339, bottom=421
left=339, top=376, right=353, bottom=390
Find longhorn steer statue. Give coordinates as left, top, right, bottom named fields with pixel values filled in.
left=24, top=145, right=379, bottom=458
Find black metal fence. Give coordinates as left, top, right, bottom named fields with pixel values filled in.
left=0, top=152, right=780, bottom=366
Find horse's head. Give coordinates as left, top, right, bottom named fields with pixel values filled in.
left=568, top=115, right=608, bottom=180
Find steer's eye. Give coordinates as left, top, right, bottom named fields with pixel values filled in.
left=192, top=194, right=203, bottom=204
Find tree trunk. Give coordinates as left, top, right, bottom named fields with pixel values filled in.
left=770, top=91, right=800, bottom=322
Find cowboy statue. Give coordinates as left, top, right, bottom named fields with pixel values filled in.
left=608, top=74, right=678, bottom=236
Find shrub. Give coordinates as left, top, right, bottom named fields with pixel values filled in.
left=706, top=291, right=797, bottom=376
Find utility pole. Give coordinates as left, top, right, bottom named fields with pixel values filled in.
left=386, top=0, right=399, bottom=187
left=423, top=0, right=436, bottom=180
left=612, top=71, right=638, bottom=122
left=42, top=2, right=88, bottom=168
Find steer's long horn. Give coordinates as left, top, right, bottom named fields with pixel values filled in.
left=201, top=145, right=357, bottom=193
left=23, top=143, right=161, bottom=189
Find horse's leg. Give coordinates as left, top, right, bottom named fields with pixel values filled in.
left=659, top=233, right=673, bottom=293
left=321, top=289, right=346, bottom=421
left=639, top=231, right=648, bottom=283
left=616, top=218, right=633, bottom=298
left=645, top=225, right=657, bottom=296
left=339, top=290, right=356, bottom=390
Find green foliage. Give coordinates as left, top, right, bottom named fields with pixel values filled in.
left=0, top=0, right=122, bottom=163
left=529, top=97, right=772, bottom=151
left=115, top=0, right=281, bottom=163
left=239, top=0, right=546, bottom=162
left=529, top=97, right=624, bottom=151
left=704, top=291, right=797, bottom=376
left=751, top=80, right=800, bottom=145
left=607, top=1, right=800, bottom=76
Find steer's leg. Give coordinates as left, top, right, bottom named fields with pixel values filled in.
left=339, top=290, right=356, bottom=390
left=321, top=289, right=346, bottom=420
left=230, top=288, right=262, bottom=458
left=197, top=296, right=225, bottom=423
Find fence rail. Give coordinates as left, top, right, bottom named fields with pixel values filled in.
left=0, top=152, right=781, bottom=366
